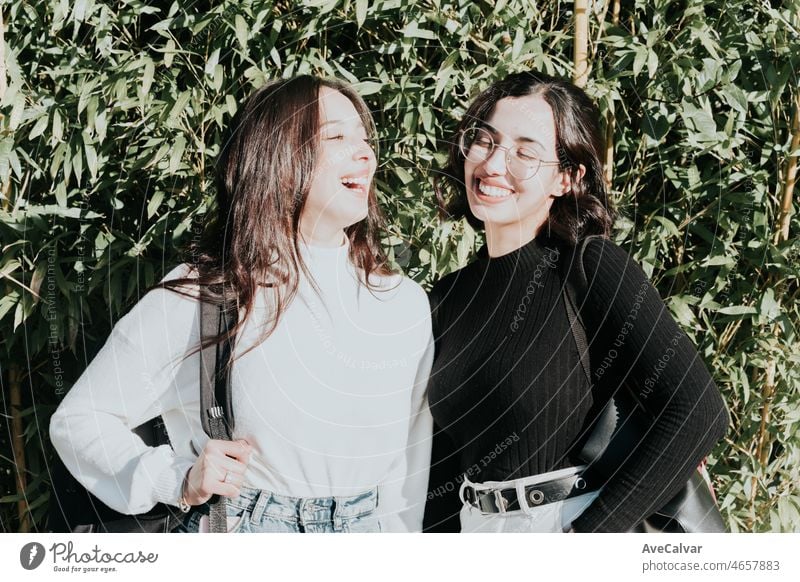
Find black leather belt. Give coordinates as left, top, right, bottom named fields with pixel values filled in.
left=463, top=472, right=596, bottom=514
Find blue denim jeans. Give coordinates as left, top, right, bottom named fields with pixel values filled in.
left=173, top=486, right=381, bottom=533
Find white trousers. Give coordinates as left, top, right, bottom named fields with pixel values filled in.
left=458, top=466, right=601, bottom=533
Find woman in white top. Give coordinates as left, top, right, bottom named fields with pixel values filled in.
left=49, top=75, right=434, bottom=533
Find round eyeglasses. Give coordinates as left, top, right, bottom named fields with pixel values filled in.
left=458, top=126, right=562, bottom=180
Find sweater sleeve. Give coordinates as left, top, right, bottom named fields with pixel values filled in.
left=49, top=275, right=199, bottom=515
left=569, top=239, right=729, bottom=533
left=422, top=275, right=465, bottom=532
left=377, top=317, right=435, bottom=532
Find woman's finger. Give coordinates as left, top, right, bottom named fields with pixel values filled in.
left=220, top=470, right=244, bottom=488
left=204, top=455, right=247, bottom=478
left=205, top=439, right=252, bottom=463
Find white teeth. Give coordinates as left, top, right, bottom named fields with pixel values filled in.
left=478, top=181, right=513, bottom=198
left=341, top=177, right=368, bottom=185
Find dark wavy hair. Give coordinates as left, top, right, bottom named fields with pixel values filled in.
left=148, top=75, right=391, bottom=367
left=437, top=70, right=614, bottom=244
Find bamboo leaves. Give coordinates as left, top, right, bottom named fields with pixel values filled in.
left=0, top=0, right=798, bottom=533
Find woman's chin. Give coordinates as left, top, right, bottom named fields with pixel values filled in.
left=335, top=207, right=369, bottom=230
left=468, top=205, right=521, bottom=229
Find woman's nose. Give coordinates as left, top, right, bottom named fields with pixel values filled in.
left=352, top=138, right=375, bottom=162
left=482, top=146, right=508, bottom=175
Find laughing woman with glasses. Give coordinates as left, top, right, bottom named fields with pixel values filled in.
left=424, top=70, right=728, bottom=533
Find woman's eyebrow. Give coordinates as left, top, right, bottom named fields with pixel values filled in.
left=483, top=124, right=546, bottom=149
left=320, top=119, right=365, bottom=128
left=516, top=135, right=546, bottom=149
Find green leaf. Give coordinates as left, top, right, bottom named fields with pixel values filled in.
left=356, top=81, right=382, bottom=96
left=72, top=0, right=88, bottom=22
left=55, top=182, right=67, bottom=208
left=168, top=91, right=192, bottom=124
left=95, top=108, right=107, bottom=141
left=235, top=15, right=249, bottom=50
left=28, top=115, right=49, bottom=140
left=434, top=56, right=456, bottom=100
left=356, top=0, right=368, bottom=27
left=403, top=21, right=437, bottom=40
left=757, top=288, right=780, bottom=322
left=667, top=295, right=695, bottom=327
left=632, top=46, right=648, bottom=77
left=512, top=28, right=525, bottom=60
left=0, top=293, right=18, bottom=322
left=681, top=101, right=717, bottom=137
left=141, top=59, right=155, bottom=99
left=687, top=165, right=701, bottom=189
left=72, top=146, right=83, bottom=185
left=148, top=142, right=171, bottom=168
left=24, top=204, right=102, bottom=220
left=717, top=306, right=757, bottom=315
left=702, top=255, right=735, bottom=267
left=164, top=39, right=176, bottom=68
left=270, top=47, right=282, bottom=68
left=647, top=49, right=658, bottom=79
left=52, top=109, right=63, bottom=143
left=9, top=90, right=26, bottom=130
left=84, top=144, right=98, bottom=181
left=147, top=190, right=165, bottom=219
left=652, top=216, right=681, bottom=238
left=205, top=48, right=221, bottom=76
left=395, top=167, right=414, bottom=184
left=169, top=135, right=187, bottom=174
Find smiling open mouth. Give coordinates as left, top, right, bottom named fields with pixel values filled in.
left=341, top=176, right=369, bottom=191
left=477, top=180, right=514, bottom=198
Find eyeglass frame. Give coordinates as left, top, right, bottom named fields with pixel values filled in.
left=457, top=126, right=564, bottom=181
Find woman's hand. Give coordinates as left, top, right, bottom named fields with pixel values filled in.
left=182, top=439, right=252, bottom=506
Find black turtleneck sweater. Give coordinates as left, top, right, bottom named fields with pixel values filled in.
left=425, top=236, right=728, bottom=533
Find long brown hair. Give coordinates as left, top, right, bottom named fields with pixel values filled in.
left=437, top=70, right=613, bottom=244
left=149, top=75, right=391, bottom=368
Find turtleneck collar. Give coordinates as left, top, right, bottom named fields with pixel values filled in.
left=296, top=235, right=355, bottom=288
left=476, top=234, right=563, bottom=280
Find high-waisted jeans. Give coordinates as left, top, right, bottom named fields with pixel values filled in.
left=458, top=466, right=601, bottom=533
left=173, top=485, right=381, bottom=533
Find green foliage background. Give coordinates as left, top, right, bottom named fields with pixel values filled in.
left=1, top=0, right=799, bottom=532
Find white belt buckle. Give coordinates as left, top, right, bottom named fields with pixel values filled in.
left=494, top=490, right=508, bottom=513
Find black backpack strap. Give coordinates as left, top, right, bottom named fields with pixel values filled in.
left=559, top=236, right=623, bottom=465
left=560, top=236, right=596, bottom=386
left=200, top=298, right=236, bottom=440
left=199, top=295, right=238, bottom=533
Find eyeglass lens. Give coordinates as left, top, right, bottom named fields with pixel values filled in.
left=459, top=127, right=540, bottom=180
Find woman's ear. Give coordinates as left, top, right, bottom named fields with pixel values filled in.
left=554, top=163, right=587, bottom=197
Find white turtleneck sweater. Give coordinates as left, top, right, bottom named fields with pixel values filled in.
left=50, top=240, right=434, bottom=532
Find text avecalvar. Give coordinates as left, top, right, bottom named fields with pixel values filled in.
left=642, top=544, right=702, bottom=554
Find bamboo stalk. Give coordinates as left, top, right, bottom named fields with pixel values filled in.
left=9, top=364, right=31, bottom=532
left=1, top=8, right=9, bottom=213
left=604, top=111, right=615, bottom=192
left=0, top=8, right=6, bottom=98
left=591, top=0, right=611, bottom=57
left=1, top=178, right=9, bottom=213
left=748, top=353, right=777, bottom=530
left=716, top=318, right=744, bottom=356
left=775, top=90, right=799, bottom=245
left=755, top=359, right=776, bottom=468
left=611, top=0, right=621, bottom=23
left=603, top=0, right=621, bottom=191
left=573, top=0, right=589, bottom=88
left=746, top=365, right=761, bottom=530
left=749, top=90, right=800, bottom=529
